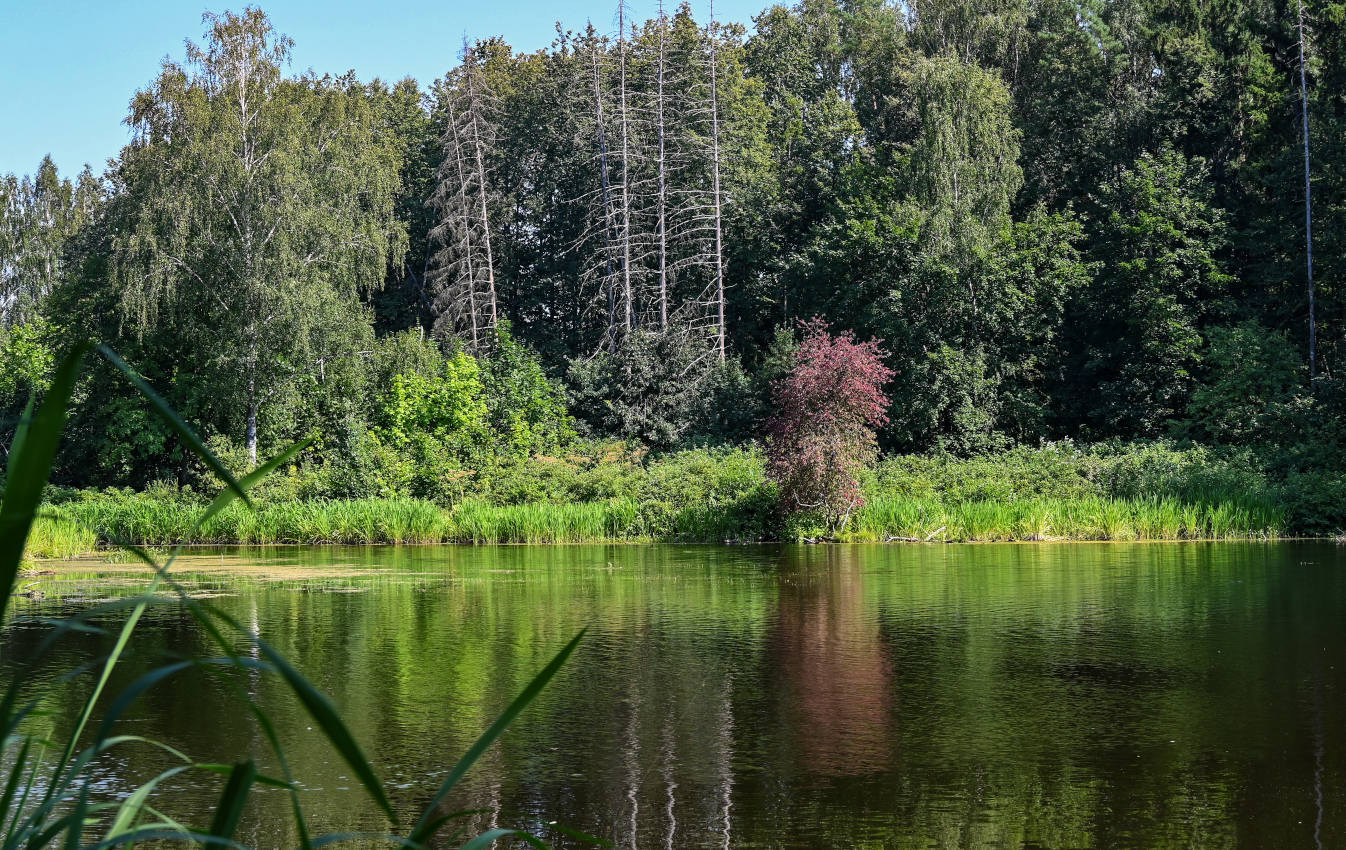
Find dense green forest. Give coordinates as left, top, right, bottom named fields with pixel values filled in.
left=3, top=0, right=1346, bottom=538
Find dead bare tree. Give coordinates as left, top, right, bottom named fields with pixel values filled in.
left=708, top=0, right=727, bottom=363
left=656, top=3, right=730, bottom=361
left=616, top=0, right=636, bottom=332
left=428, top=43, right=500, bottom=351
left=567, top=3, right=732, bottom=364
left=653, top=1, right=671, bottom=329
left=584, top=25, right=622, bottom=351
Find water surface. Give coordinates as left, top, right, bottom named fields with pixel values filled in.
left=8, top=542, right=1346, bottom=848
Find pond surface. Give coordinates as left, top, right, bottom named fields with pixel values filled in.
left=7, top=542, right=1346, bottom=848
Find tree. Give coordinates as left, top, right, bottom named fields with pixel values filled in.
left=1184, top=321, right=1304, bottom=444
left=0, top=158, right=101, bottom=328
left=1074, top=147, right=1232, bottom=436
left=110, top=9, right=405, bottom=465
left=429, top=42, right=502, bottom=350
left=905, top=54, right=1022, bottom=267
left=767, top=319, right=893, bottom=531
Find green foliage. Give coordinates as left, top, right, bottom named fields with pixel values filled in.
left=1076, top=147, right=1232, bottom=436
left=386, top=354, right=488, bottom=444
left=37, top=438, right=1345, bottom=543
left=567, top=328, right=725, bottom=450
left=849, top=494, right=1284, bottom=542
left=1184, top=322, right=1305, bottom=444
left=480, top=326, right=574, bottom=457
left=107, top=9, right=406, bottom=464
left=0, top=319, right=53, bottom=403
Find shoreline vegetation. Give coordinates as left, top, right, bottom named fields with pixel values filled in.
left=24, top=441, right=1305, bottom=558
left=25, top=496, right=1290, bottom=558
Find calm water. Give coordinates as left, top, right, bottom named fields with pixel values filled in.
left=6, top=542, right=1346, bottom=848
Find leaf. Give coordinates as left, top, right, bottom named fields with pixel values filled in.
left=199, top=438, right=311, bottom=528
left=104, top=766, right=191, bottom=840
left=207, top=761, right=256, bottom=841
left=197, top=763, right=290, bottom=790
left=96, top=344, right=249, bottom=507
left=251, top=637, right=394, bottom=822
left=458, top=828, right=529, bottom=850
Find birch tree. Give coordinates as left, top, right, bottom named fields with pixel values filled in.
left=0, top=158, right=101, bottom=327
left=111, top=9, right=405, bottom=465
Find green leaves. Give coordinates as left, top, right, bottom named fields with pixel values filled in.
left=97, top=344, right=250, bottom=508
left=207, top=761, right=258, bottom=842
left=252, top=637, right=395, bottom=822
left=0, top=342, right=89, bottom=620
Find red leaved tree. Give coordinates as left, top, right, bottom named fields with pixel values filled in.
left=767, top=319, right=894, bottom=533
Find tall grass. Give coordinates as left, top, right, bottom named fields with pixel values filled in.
left=850, top=494, right=1286, bottom=542
left=30, top=487, right=1293, bottom=553
left=24, top=512, right=97, bottom=559
left=450, top=498, right=638, bottom=543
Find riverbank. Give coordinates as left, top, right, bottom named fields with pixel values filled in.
left=27, top=440, right=1330, bottom=556
left=26, top=493, right=1288, bottom=555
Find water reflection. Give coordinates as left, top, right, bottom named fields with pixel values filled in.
left=774, top=549, right=894, bottom=778
left=5, top=542, right=1346, bottom=848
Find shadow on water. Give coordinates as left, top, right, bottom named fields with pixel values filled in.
left=6, top=541, right=1346, bottom=848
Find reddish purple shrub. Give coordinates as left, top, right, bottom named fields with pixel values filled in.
left=766, top=319, right=894, bottom=531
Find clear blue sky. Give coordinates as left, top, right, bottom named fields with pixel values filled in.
left=0, top=0, right=766, bottom=177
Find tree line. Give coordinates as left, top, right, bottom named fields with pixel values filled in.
left=2, top=0, right=1344, bottom=491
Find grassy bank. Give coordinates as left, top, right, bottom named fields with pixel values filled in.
left=32, top=495, right=742, bottom=547
left=25, top=440, right=1326, bottom=553
left=29, top=492, right=1286, bottom=550
left=21, top=441, right=1302, bottom=548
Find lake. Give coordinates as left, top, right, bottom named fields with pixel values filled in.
left=7, top=542, right=1346, bottom=848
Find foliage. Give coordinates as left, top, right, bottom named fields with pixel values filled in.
left=107, top=9, right=406, bottom=464
left=1074, top=147, right=1232, bottom=436
left=767, top=319, right=893, bottom=530
left=480, top=326, right=574, bottom=457
left=1183, top=321, right=1305, bottom=444
left=567, top=327, right=724, bottom=450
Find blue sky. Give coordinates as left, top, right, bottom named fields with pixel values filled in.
left=0, top=0, right=766, bottom=177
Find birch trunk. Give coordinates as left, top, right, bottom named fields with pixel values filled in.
left=1298, top=0, right=1316, bottom=382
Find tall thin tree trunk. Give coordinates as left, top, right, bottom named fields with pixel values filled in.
left=245, top=368, right=258, bottom=467
left=1298, top=0, right=1316, bottom=382
left=591, top=44, right=619, bottom=352
left=708, top=0, right=727, bottom=363
left=617, top=2, right=635, bottom=331
left=465, top=64, right=499, bottom=333
left=656, top=0, right=669, bottom=329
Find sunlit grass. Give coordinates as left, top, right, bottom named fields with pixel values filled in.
left=849, top=494, right=1286, bottom=542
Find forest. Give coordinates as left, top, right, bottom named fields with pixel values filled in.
left=4, top=0, right=1346, bottom=542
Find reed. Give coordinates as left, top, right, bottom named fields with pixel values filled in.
left=850, top=494, right=1286, bottom=542
left=23, top=512, right=99, bottom=559
left=449, top=498, right=639, bottom=543
left=41, top=489, right=1291, bottom=549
